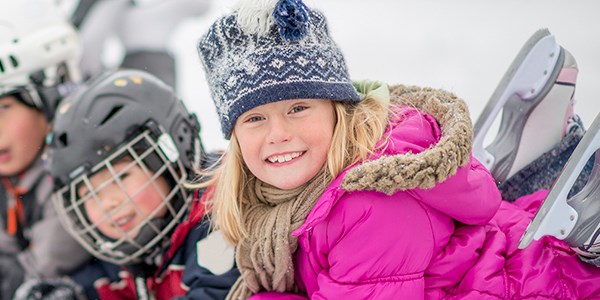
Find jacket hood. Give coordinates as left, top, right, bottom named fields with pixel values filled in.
left=341, top=85, right=473, bottom=195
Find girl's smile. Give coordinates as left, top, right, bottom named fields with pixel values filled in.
left=234, top=99, right=335, bottom=190
left=265, top=151, right=305, bottom=164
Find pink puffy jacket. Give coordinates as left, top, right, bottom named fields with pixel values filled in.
left=251, top=100, right=600, bottom=299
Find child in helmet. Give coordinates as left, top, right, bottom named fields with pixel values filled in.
left=44, top=69, right=239, bottom=299
left=0, top=1, right=90, bottom=298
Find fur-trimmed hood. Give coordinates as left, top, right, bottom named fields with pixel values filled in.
left=341, top=85, right=473, bottom=195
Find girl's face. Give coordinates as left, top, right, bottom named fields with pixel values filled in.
left=234, top=99, right=335, bottom=190
left=78, top=159, right=170, bottom=240
left=0, top=95, right=49, bottom=176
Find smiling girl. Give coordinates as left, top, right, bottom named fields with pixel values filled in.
left=196, top=0, right=600, bottom=299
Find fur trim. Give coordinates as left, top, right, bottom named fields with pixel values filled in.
left=341, top=85, right=473, bottom=195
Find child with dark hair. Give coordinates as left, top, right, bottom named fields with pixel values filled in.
left=0, top=1, right=90, bottom=298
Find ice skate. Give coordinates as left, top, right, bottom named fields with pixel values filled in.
left=519, top=112, right=600, bottom=251
left=473, top=29, right=577, bottom=183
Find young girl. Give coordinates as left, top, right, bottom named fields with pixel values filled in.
left=196, top=1, right=600, bottom=299
left=41, top=70, right=239, bottom=299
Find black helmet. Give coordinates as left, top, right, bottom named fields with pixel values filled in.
left=45, top=69, right=204, bottom=265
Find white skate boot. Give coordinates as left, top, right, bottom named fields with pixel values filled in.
left=473, top=29, right=577, bottom=183
left=519, top=112, right=600, bottom=252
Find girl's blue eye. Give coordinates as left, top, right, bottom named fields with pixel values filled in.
left=246, top=116, right=264, bottom=123
left=290, top=105, right=307, bottom=113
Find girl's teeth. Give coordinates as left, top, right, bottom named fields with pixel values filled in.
left=268, top=152, right=302, bottom=163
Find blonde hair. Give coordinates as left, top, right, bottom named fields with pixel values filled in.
left=197, top=96, right=390, bottom=245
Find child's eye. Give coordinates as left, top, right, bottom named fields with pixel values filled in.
left=245, top=115, right=264, bottom=123
left=0, top=103, right=11, bottom=111
left=118, top=172, right=130, bottom=181
left=290, top=105, right=307, bottom=114
left=76, top=185, right=90, bottom=199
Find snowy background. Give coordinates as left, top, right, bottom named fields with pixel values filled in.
left=169, top=0, right=600, bottom=152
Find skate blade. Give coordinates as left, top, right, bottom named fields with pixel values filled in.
left=473, top=29, right=561, bottom=171
left=519, top=113, right=600, bottom=249
left=484, top=49, right=570, bottom=182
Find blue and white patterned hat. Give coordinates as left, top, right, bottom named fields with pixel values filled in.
left=197, top=0, right=360, bottom=139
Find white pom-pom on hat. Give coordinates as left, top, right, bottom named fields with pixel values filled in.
left=233, top=0, right=279, bottom=36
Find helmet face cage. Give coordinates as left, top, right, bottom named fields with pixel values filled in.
left=53, top=129, right=191, bottom=265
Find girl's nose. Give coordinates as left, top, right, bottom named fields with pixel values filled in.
left=267, top=117, right=291, bottom=144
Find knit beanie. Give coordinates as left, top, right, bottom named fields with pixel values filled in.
left=197, top=0, right=360, bottom=139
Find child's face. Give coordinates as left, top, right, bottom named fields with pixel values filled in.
left=78, top=158, right=170, bottom=240
left=0, top=95, right=49, bottom=176
left=234, top=99, right=335, bottom=190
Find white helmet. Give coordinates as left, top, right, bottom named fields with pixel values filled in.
left=0, top=0, right=80, bottom=120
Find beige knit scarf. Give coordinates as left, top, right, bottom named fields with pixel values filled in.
left=227, top=169, right=331, bottom=300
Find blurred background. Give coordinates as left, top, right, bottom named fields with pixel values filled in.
left=75, top=0, right=600, bottom=152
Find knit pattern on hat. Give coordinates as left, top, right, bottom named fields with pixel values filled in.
left=197, top=9, right=359, bottom=138
left=341, top=85, right=473, bottom=194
